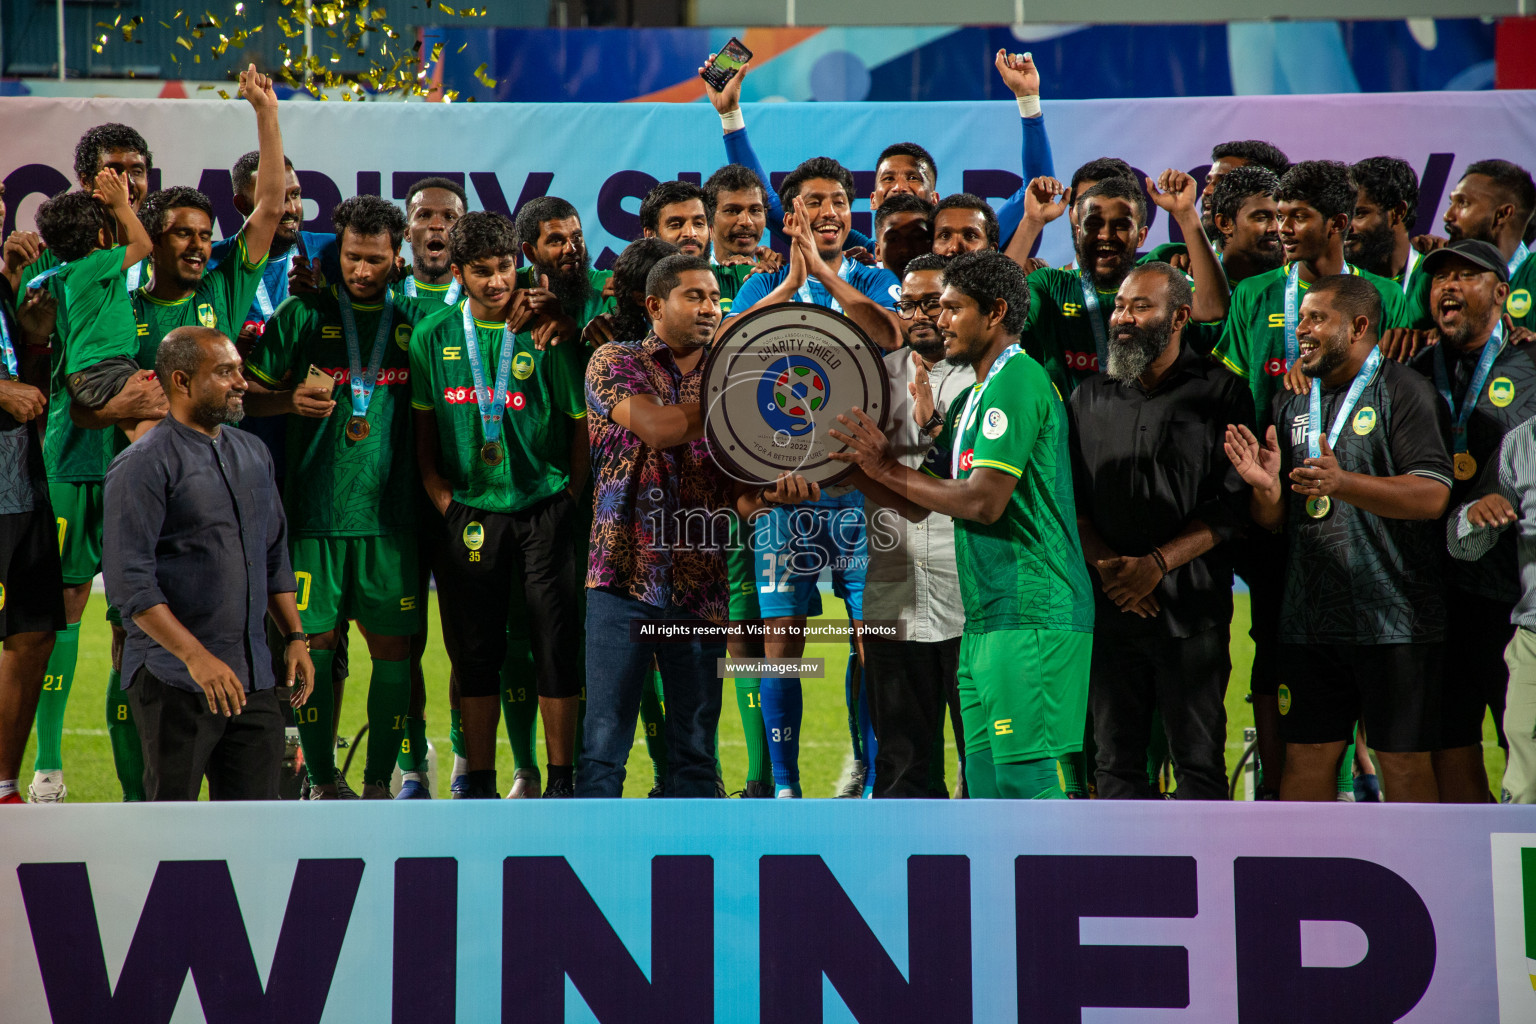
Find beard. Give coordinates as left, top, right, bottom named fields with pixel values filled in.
left=1439, top=304, right=1497, bottom=352
left=1300, top=327, right=1351, bottom=381
left=1239, top=234, right=1285, bottom=274
left=1106, top=314, right=1174, bottom=384
left=534, top=251, right=594, bottom=320
left=907, top=326, right=945, bottom=363
left=1074, top=236, right=1136, bottom=289
left=1345, top=221, right=1397, bottom=277
left=193, top=392, right=245, bottom=428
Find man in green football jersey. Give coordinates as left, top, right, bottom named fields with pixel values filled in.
left=830, top=250, right=1094, bottom=799
left=242, top=195, right=426, bottom=799
left=1346, top=157, right=1421, bottom=286
left=1442, top=159, right=1536, bottom=333
left=1012, top=170, right=1228, bottom=397
left=7, top=121, right=162, bottom=803
left=412, top=210, right=589, bottom=799
left=512, top=196, right=614, bottom=350
left=401, top=176, right=468, bottom=303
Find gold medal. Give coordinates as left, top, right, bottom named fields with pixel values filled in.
left=345, top=416, right=371, bottom=441
left=1454, top=451, right=1477, bottom=481
left=480, top=440, right=504, bottom=466
left=1305, top=495, right=1332, bottom=520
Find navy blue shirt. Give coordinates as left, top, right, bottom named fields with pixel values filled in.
left=104, top=415, right=296, bottom=693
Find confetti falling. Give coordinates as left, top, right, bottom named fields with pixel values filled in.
left=95, top=1, right=490, bottom=101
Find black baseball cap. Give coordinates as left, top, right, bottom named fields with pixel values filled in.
left=1421, top=238, right=1510, bottom=283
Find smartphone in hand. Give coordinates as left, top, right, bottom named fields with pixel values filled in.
left=700, top=37, right=753, bottom=91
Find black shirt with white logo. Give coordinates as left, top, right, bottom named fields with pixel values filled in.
left=1274, top=359, right=1452, bottom=644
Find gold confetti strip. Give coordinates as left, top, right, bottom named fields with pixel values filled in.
left=96, top=0, right=487, bottom=100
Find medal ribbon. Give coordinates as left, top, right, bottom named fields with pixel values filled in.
left=26, top=264, right=66, bottom=290
left=796, top=257, right=857, bottom=314
left=1307, top=347, right=1382, bottom=460
left=460, top=302, right=516, bottom=448
left=951, top=343, right=1023, bottom=479
left=404, top=277, right=462, bottom=305
left=255, top=274, right=276, bottom=319
left=1400, top=245, right=1420, bottom=295
left=0, top=306, right=18, bottom=379
left=337, top=288, right=396, bottom=424
left=1432, top=321, right=1505, bottom=455
left=1076, top=271, right=1111, bottom=370
left=1510, top=242, right=1530, bottom=279
left=1284, top=261, right=1356, bottom=368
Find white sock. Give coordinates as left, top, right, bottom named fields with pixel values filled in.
left=0, top=780, right=18, bottom=799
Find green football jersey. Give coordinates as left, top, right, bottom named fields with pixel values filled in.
left=1211, top=261, right=1414, bottom=424
left=409, top=298, right=586, bottom=514
left=712, top=261, right=757, bottom=316
left=942, top=348, right=1094, bottom=635
left=28, top=246, right=144, bottom=483
left=130, top=232, right=267, bottom=366
left=514, top=265, right=614, bottom=328
left=246, top=287, right=427, bottom=537
left=1139, top=242, right=1187, bottom=266
left=1019, top=267, right=1119, bottom=398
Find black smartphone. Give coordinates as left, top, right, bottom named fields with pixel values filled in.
left=700, top=37, right=753, bottom=92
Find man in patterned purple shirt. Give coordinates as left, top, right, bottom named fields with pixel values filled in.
left=577, top=253, right=817, bottom=797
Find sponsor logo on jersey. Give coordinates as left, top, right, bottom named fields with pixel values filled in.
left=994, top=718, right=1013, bottom=735
left=509, top=392, right=526, bottom=411
left=443, top=346, right=463, bottom=361
left=1352, top=406, right=1377, bottom=436
left=1491, top=377, right=1516, bottom=408
left=322, top=326, right=343, bottom=340
left=443, top=386, right=514, bottom=405
left=317, top=366, right=410, bottom=386
left=512, top=352, right=535, bottom=380
left=1062, top=302, right=1083, bottom=317
left=1277, top=684, right=1291, bottom=715
left=981, top=408, right=1008, bottom=440
left=1064, top=349, right=1100, bottom=372
left=1509, top=288, right=1533, bottom=319
left=959, top=449, right=974, bottom=472
left=1268, top=312, right=1286, bottom=329
left=197, top=303, right=217, bottom=329
left=1264, top=357, right=1287, bottom=377
left=1289, top=414, right=1310, bottom=447
left=462, top=521, right=485, bottom=552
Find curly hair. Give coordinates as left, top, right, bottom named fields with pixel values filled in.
left=610, top=238, right=681, bottom=339
left=1211, top=165, right=1280, bottom=226
left=1464, top=158, right=1536, bottom=226
left=940, top=250, right=1031, bottom=335
left=1078, top=177, right=1148, bottom=228
left=35, top=190, right=111, bottom=263
left=1276, top=160, right=1356, bottom=222
left=1349, top=157, right=1419, bottom=226
left=73, top=123, right=152, bottom=185
left=139, top=186, right=214, bottom=238
left=447, top=210, right=518, bottom=267
left=1069, top=157, right=1135, bottom=197
left=332, top=194, right=407, bottom=248
left=1211, top=139, right=1290, bottom=177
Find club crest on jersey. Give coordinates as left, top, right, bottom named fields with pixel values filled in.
left=513, top=352, right=535, bottom=380
left=197, top=303, right=217, bottom=329
left=462, top=521, right=485, bottom=552
left=982, top=408, right=1008, bottom=440
left=959, top=449, right=974, bottom=472
left=1352, top=407, right=1377, bottom=436
left=1509, top=288, right=1532, bottom=319
left=0, top=581, right=5, bottom=610
left=1277, top=684, right=1291, bottom=715
left=394, top=324, right=411, bottom=350
left=1491, top=377, right=1516, bottom=408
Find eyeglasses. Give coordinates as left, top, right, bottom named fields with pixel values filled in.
left=895, top=297, right=943, bottom=319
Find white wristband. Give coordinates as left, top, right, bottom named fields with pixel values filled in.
left=1016, top=94, right=1042, bottom=118
left=719, top=108, right=745, bottom=132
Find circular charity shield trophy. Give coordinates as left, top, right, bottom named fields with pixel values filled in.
left=703, top=302, right=890, bottom=487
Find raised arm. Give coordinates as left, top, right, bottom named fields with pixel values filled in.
left=1146, top=169, right=1230, bottom=323
left=236, top=64, right=286, bottom=263
left=992, top=50, right=1057, bottom=250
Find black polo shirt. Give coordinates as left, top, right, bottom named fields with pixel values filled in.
left=1067, top=339, right=1254, bottom=638
left=1272, top=358, right=1452, bottom=645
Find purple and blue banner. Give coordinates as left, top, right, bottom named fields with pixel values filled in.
left=1, top=801, right=1535, bottom=1021
left=2, top=91, right=1533, bottom=271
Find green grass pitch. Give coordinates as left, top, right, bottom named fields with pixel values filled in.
left=17, top=592, right=1507, bottom=801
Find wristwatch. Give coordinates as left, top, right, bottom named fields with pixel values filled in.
left=282, top=631, right=310, bottom=649
left=920, top=411, right=944, bottom=435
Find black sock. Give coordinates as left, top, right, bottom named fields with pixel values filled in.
left=546, top=764, right=574, bottom=787
left=465, top=769, right=497, bottom=798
